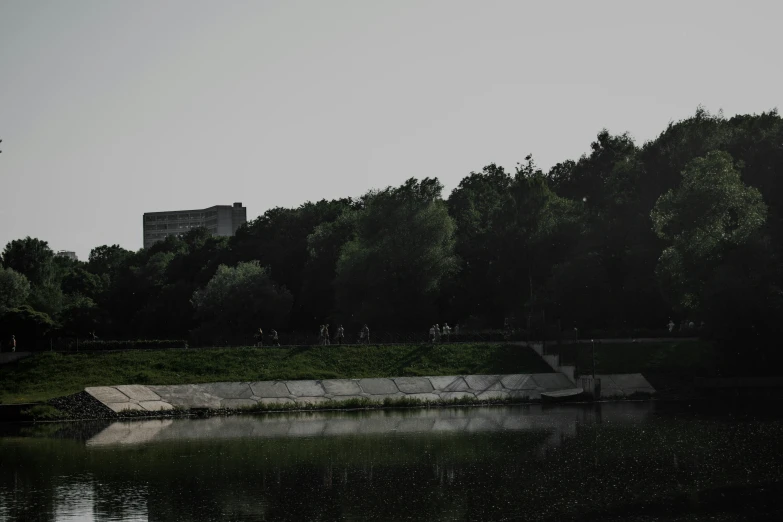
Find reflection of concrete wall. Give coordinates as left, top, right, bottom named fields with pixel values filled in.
left=86, top=403, right=654, bottom=447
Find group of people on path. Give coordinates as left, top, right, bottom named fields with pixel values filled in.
left=254, top=328, right=280, bottom=347
left=253, top=325, right=371, bottom=347
left=429, top=323, right=458, bottom=343
left=319, top=324, right=369, bottom=345
left=667, top=319, right=704, bottom=333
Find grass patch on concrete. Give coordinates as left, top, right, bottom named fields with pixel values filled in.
left=0, top=343, right=551, bottom=404
left=548, top=340, right=717, bottom=376
left=238, top=394, right=529, bottom=414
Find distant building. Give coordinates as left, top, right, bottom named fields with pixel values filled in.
left=143, top=203, right=247, bottom=249
left=56, top=251, right=78, bottom=261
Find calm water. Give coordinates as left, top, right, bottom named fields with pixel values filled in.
left=2, top=402, right=783, bottom=521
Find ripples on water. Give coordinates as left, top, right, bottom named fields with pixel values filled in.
left=1, top=402, right=783, bottom=521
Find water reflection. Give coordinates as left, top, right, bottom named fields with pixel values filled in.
left=84, top=402, right=653, bottom=448
left=1, top=402, right=782, bottom=521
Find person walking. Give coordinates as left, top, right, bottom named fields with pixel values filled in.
left=319, top=325, right=326, bottom=345
left=429, top=325, right=436, bottom=343
left=434, top=324, right=441, bottom=344
left=10, top=335, right=16, bottom=353
left=360, top=324, right=370, bottom=345
left=256, top=328, right=263, bottom=347
left=270, top=329, right=280, bottom=347
left=323, top=324, right=331, bottom=345
left=335, top=325, right=345, bottom=344
left=443, top=323, right=451, bottom=343
left=667, top=319, right=675, bottom=333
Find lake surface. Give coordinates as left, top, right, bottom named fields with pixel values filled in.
left=2, top=402, right=783, bottom=521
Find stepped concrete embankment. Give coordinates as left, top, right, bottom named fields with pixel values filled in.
left=84, top=372, right=655, bottom=414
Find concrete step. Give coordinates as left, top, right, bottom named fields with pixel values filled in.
left=543, top=354, right=560, bottom=370
left=559, top=365, right=576, bottom=383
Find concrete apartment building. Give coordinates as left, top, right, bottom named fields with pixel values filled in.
left=56, top=251, right=78, bottom=261
left=143, top=203, right=247, bottom=249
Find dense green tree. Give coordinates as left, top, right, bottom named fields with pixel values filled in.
left=500, top=159, right=583, bottom=333
left=191, top=261, right=293, bottom=344
left=0, top=267, right=31, bottom=311
left=231, top=199, right=355, bottom=329
left=58, top=294, right=103, bottom=337
left=334, top=178, right=458, bottom=329
left=0, top=305, right=56, bottom=347
left=3, top=106, right=783, bottom=358
left=446, top=164, right=513, bottom=325
left=61, top=267, right=104, bottom=299
left=651, top=151, right=767, bottom=313
left=302, top=209, right=358, bottom=325
left=1, top=237, right=57, bottom=287
left=86, top=244, right=133, bottom=280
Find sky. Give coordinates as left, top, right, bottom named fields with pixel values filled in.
left=1, top=0, right=781, bottom=261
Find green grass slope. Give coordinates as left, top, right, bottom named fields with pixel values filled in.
left=548, top=340, right=717, bottom=397
left=0, top=343, right=552, bottom=404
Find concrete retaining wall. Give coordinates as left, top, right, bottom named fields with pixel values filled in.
left=85, top=374, right=576, bottom=414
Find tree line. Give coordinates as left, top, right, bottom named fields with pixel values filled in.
left=2, top=107, right=782, bottom=370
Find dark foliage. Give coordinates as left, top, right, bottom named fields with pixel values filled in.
left=2, top=107, right=782, bottom=374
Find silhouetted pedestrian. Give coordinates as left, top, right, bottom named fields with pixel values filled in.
left=335, top=325, right=345, bottom=344
left=10, top=335, right=16, bottom=353
left=270, top=329, right=280, bottom=346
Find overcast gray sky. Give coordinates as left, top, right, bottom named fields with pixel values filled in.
left=1, top=0, right=780, bottom=260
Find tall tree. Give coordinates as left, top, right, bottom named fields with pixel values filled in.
left=191, top=261, right=293, bottom=345
left=651, top=151, right=767, bottom=314
left=1, top=237, right=56, bottom=287
left=334, top=178, right=458, bottom=329
left=231, top=199, right=354, bottom=329
left=446, top=164, right=513, bottom=325
left=0, top=267, right=31, bottom=312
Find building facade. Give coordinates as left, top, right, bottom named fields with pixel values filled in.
left=143, top=203, right=247, bottom=249
left=55, top=251, right=78, bottom=261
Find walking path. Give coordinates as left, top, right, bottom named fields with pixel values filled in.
left=85, top=373, right=655, bottom=413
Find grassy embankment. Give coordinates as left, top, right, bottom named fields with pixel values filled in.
left=0, top=343, right=552, bottom=404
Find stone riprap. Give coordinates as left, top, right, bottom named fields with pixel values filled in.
left=84, top=373, right=578, bottom=414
